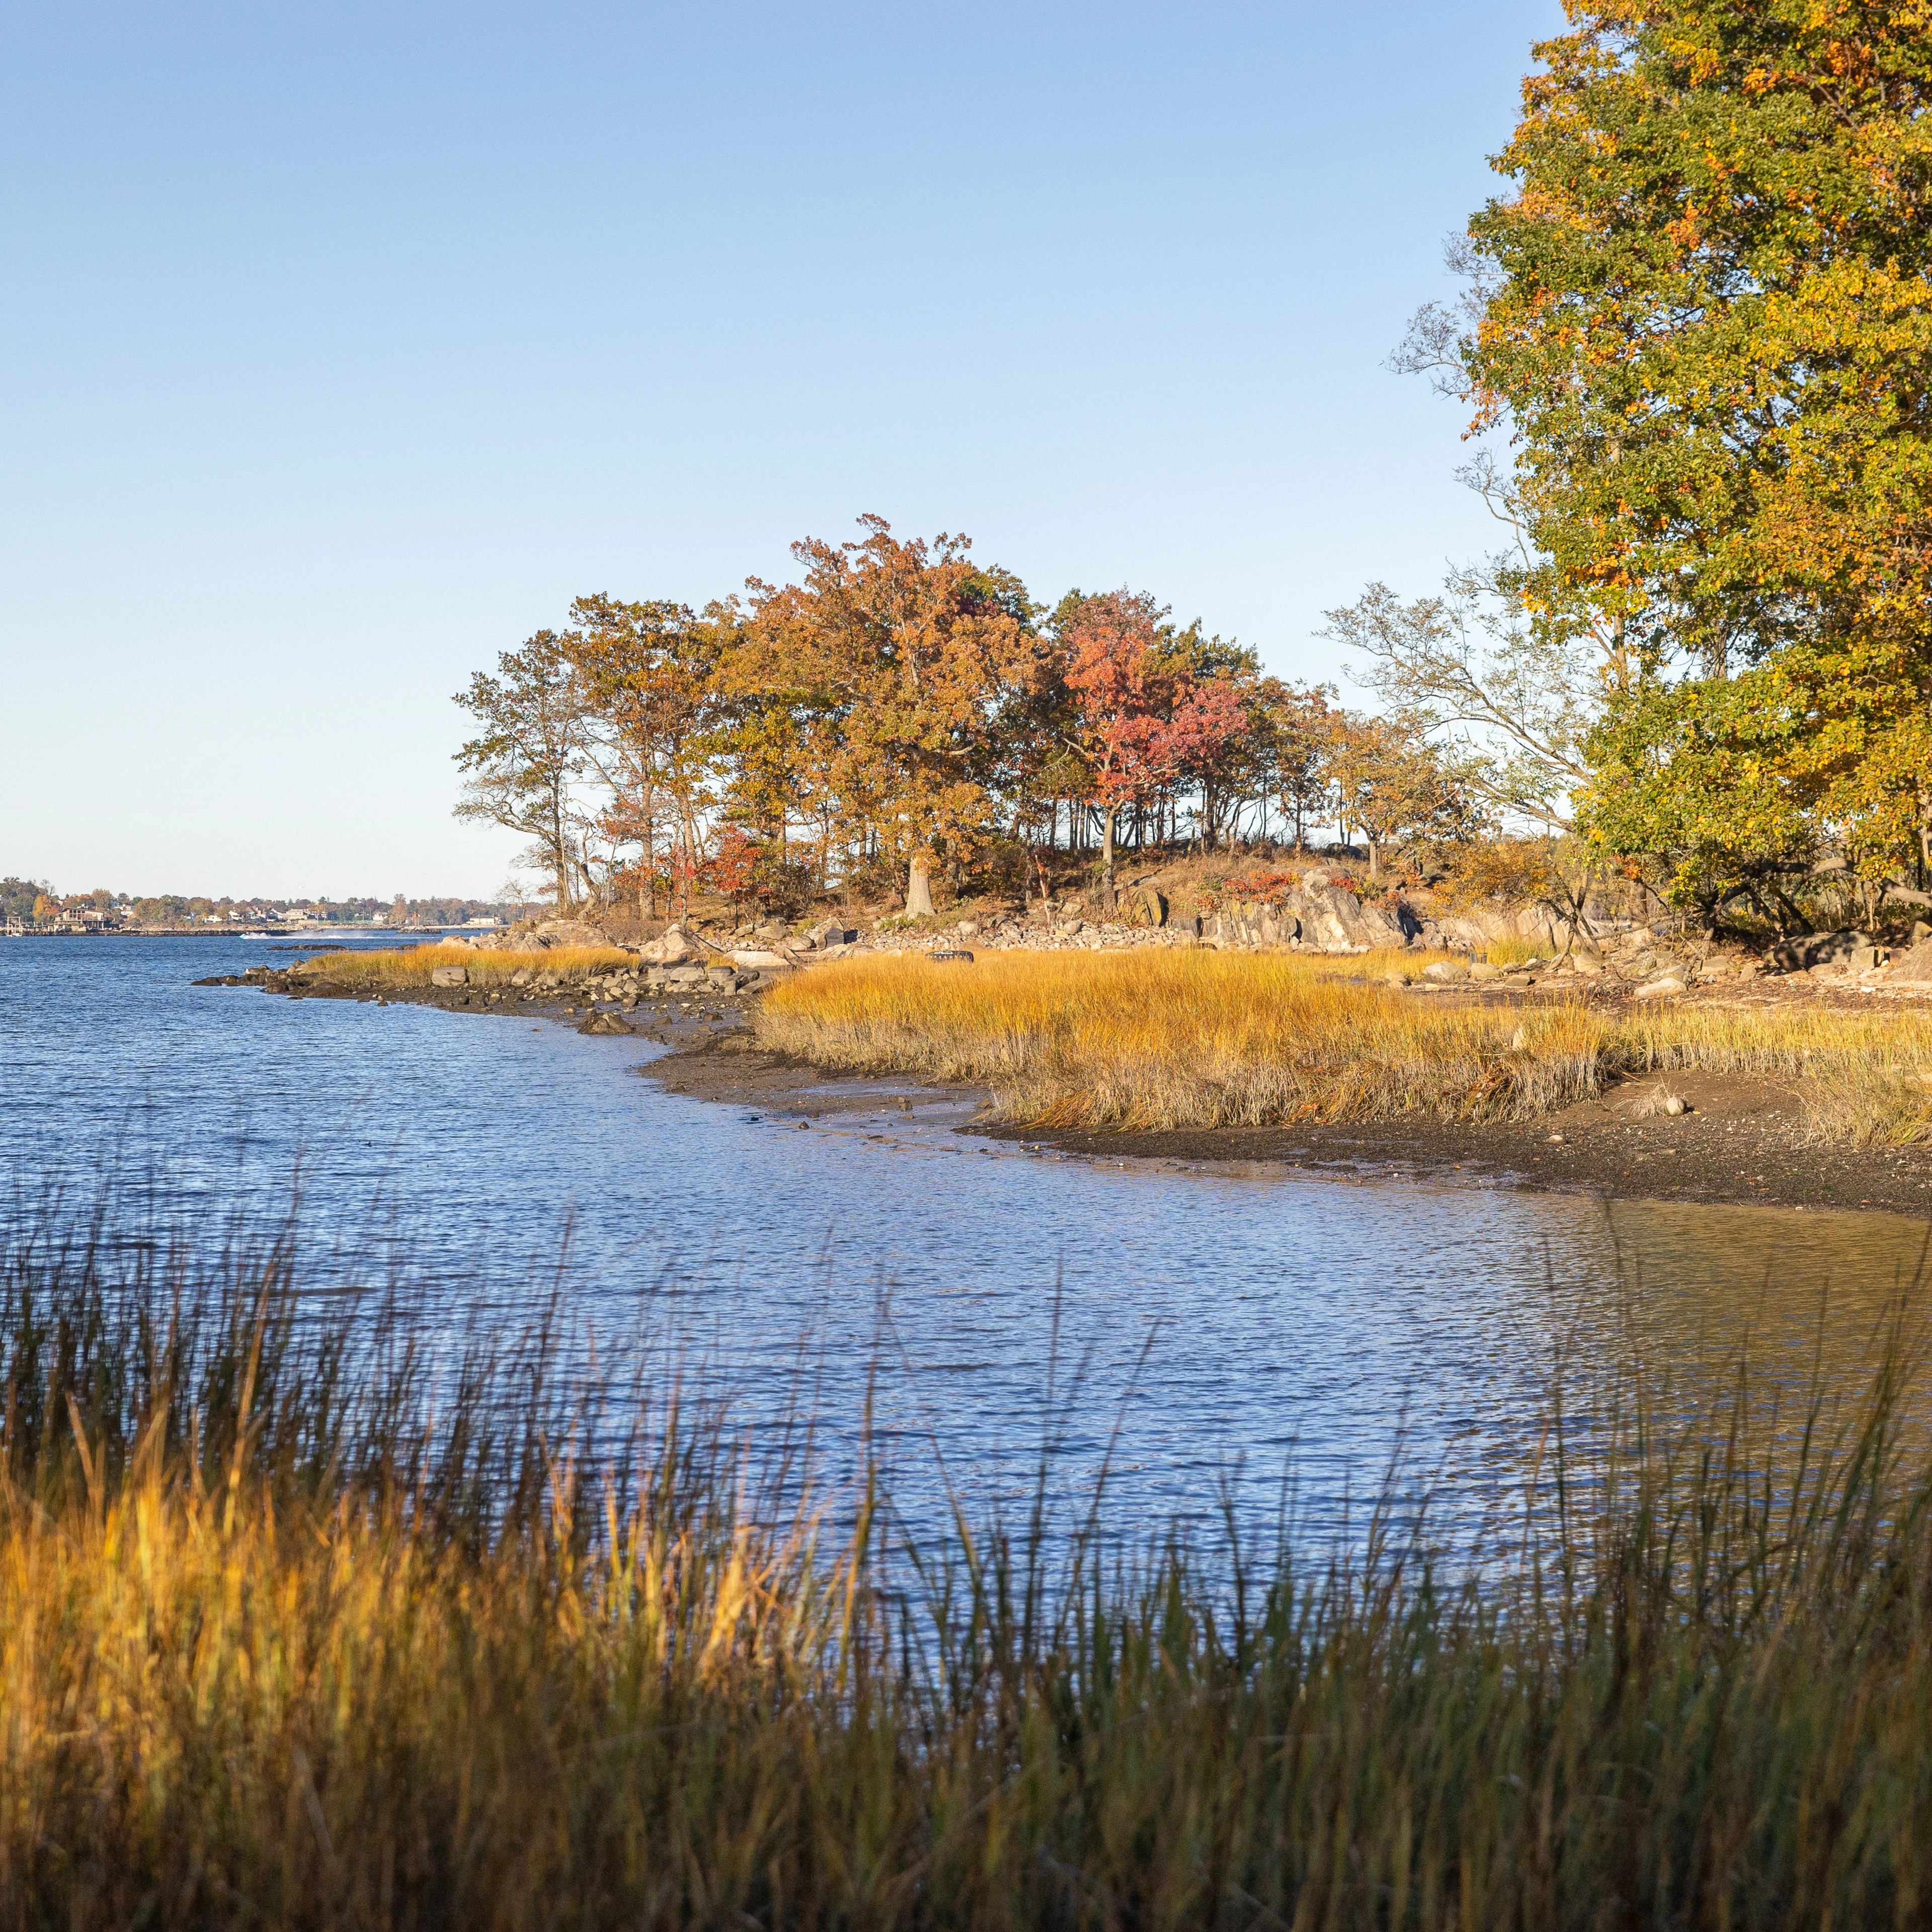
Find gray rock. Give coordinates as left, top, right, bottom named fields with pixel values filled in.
left=1634, top=975, right=1687, bottom=998
left=1888, top=940, right=1932, bottom=983
left=1423, top=960, right=1468, bottom=983
left=430, top=964, right=468, bottom=988
left=1773, top=929, right=1870, bottom=972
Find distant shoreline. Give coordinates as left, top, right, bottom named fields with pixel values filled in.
left=3, top=926, right=490, bottom=940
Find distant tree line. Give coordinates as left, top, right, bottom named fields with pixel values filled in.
left=454, top=517, right=1479, bottom=921
left=0, top=881, right=539, bottom=931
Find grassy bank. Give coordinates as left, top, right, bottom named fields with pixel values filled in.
left=756, top=950, right=1932, bottom=1141
left=298, top=941, right=637, bottom=988
left=7, top=1215, right=1932, bottom=1927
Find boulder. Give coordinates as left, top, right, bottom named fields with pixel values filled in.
left=1773, top=929, right=1871, bottom=972
left=1423, top=960, right=1468, bottom=983
left=731, top=948, right=793, bottom=972
left=1887, top=940, right=1932, bottom=983
left=576, top=1012, right=632, bottom=1035
left=638, top=923, right=703, bottom=965
left=1634, top=975, right=1687, bottom=999
left=430, top=964, right=468, bottom=988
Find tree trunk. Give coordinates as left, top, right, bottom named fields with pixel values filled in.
left=1099, top=804, right=1118, bottom=909
left=1367, top=838, right=1380, bottom=882
left=906, top=854, right=934, bottom=918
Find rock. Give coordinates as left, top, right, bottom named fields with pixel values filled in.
left=430, top=964, right=468, bottom=988
left=731, top=949, right=792, bottom=971
left=638, top=923, right=703, bottom=965
left=1773, top=929, right=1870, bottom=973
left=577, top=1012, right=632, bottom=1035
left=1423, top=960, right=1468, bottom=983
left=1887, top=940, right=1932, bottom=983
left=1467, top=962, right=1501, bottom=982
left=509, top=968, right=533, bottom=987
left=927, top=949, right=975, bottom=963
left=1634, top=975, right=1686, bottom=998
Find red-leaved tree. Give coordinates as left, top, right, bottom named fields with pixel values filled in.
left=1059, top=591, right=1247, bottom=901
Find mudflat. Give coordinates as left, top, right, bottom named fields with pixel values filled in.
left=650, top=1037, right=1932, bottom=1218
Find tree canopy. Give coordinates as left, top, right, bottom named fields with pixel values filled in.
left=1442, top=0, right=1932, bottom=911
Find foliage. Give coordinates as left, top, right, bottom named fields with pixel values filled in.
left=1436, top=834, right=1562, bottom=911
left=1324, top=711, right=1478, bottom=878
left=709, top=827, right=812, bottom=918
left=1324, top=553, right=1600, bottom=830
left=730, top=517, right=1046, bottom=903
left=451, top=631, right=588, bottom=910
left=1053, top=590, right=1247, bottom=886
left=450, top=522, right=1392, bottom=908
left=1443, top=0, right=1932, bottom=897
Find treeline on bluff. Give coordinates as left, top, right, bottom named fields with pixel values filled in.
left=458, top=7, right=1932, bottom=936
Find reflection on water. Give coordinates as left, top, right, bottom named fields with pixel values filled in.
left=4, top=937, right=1928, bottom=1544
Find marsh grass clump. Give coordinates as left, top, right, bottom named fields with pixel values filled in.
left=760, top=951, right=1932, bottom=1139
left=761, top=951, right=1606, bottom=1128
left=302, top=942, right=637, bottom=990
left=8, top=1207, right=1932, bottom=1927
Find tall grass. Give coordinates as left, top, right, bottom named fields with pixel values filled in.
left=757, top=950, right=1932, bottom=1135
left=301, top=943, right=638, bottom=989
left=8, top=1209, right=1932, bottom=1925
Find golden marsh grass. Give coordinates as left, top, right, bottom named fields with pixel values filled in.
left=12, top=1211, right=1932, bottom=1926
left=759, top=950, right=1932, bottom=1139
left=301, top=942, right=637, bottom=988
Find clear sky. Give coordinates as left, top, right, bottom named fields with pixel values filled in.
left=1, top=1, right=1561, bottom=900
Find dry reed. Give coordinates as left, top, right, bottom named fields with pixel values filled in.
left=301, top=943, right=637, bottom=989
left=758, top=950, right=1932, bottom=1138
left=7, top=1206, right=1932, bottom=1927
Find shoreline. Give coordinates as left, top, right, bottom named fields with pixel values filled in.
left=215, top=967, right=1932, bottom=1220
left=641, top=1038, right=1932, bottom=1220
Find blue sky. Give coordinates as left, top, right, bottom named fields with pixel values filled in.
left=1, top=1, right=1561, bottom=899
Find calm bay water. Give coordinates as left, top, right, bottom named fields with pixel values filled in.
left=4, top=935, right=1928, bottom=1545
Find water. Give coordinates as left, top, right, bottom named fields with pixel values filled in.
left=4, top=935, right=1928, bottom=1548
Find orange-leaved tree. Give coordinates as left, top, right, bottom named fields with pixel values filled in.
left=734, top=517, right=1044, bottom=916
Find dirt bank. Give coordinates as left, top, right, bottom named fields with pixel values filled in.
left=648, top=1038, right=1932, bottom=1217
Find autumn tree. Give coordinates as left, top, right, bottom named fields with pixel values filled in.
left=734, top=517, right=1044, bottom=916
left=452, top=631, right=588, bottom=910
left=567, top=595, right=729, bottom=920
left=1430, top=1, right=1932, bottom=907
left=1056, top=590, right=1248, bottom=899
left=1253, top=679, right=1340, bottom=849
left=1327, top=712, right=1473, bottom=880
